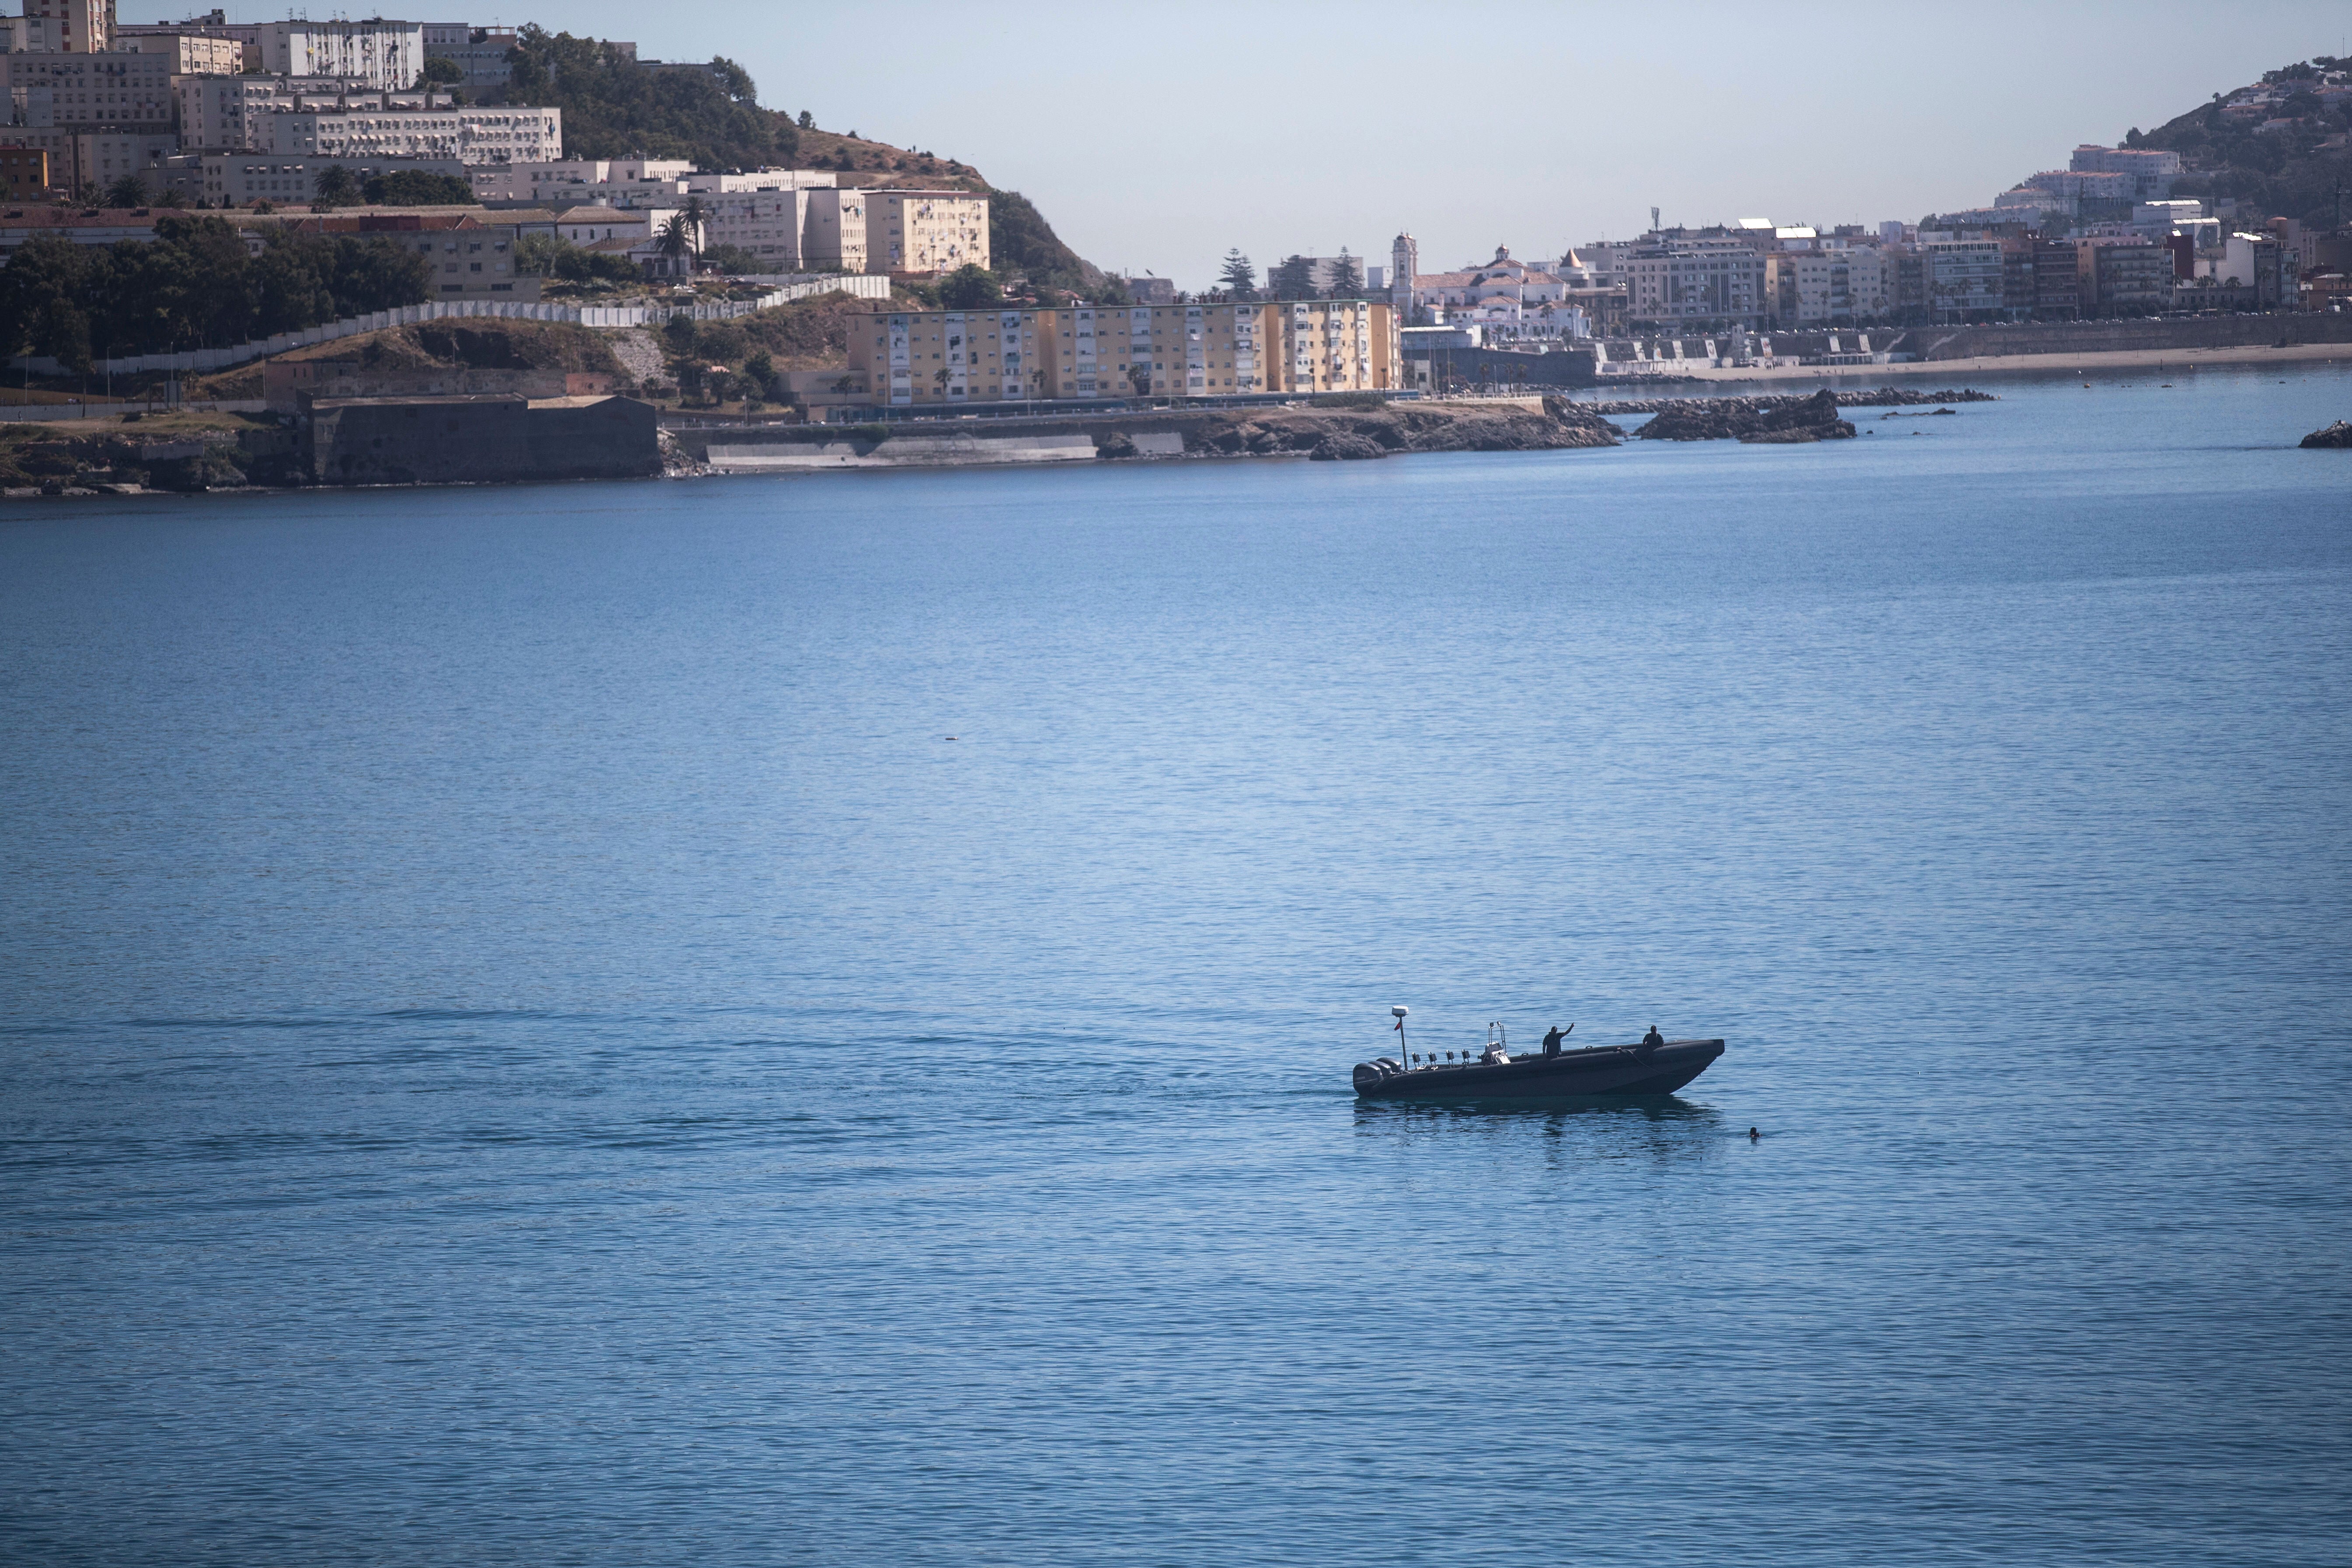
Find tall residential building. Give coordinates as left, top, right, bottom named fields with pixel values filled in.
left=23, top=0, right=113, bottom=53
left=254, top=20, right=425, bottom=93
left=851, top=299, right=1397, bottom=407
left=1924, top=239, right=2005, bottom=321
left=2031, top=240, right=2082, bottom=318
left=2077, top=238, right=2174, bottom=315
left=3, top=48, right=174, bottom=132
left=863, top=188, right=988, bottom=274
left=803, top=186, right=866, bottom=272
left=1625, top=237, right=1768, bottom=328
left=1767, top=250, right=1893, bottom=326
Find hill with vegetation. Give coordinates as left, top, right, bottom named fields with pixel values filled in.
left=501, top=28, right=1119, bottom=300
left=2130, top=56, right=2352, bottom=228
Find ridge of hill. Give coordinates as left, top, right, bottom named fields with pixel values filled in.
left=503, top=28, right=1117, bottom=300
left=2130, top=56, right=2351, bottom=228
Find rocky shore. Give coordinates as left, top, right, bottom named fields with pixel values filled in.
left=1164, top=398, right=1621, bottom=461
left=1632, top=388, right=1859, bottom=444
left=2299, top=420, right=2352, bottom=448
left=1587, top=386, right=1996, bottom=417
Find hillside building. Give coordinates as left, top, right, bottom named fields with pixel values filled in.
left=153, top=150, right=472, bottom=207
left=422, top=25, right=519, bottom=93
left=257, top=93, right=557, bottom=165
left=2068, top=145, right=2182, bottom=200
left=863, top=188, right=987, bottom=274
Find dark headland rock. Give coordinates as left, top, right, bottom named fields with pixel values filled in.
left=1638, top=388, right=1856, bottom=444
left=1187, top=397, right=1620, bottom=460
left=1309, top=432, right=1388, bottom=461
left=2300, top=420, right=2352, bottom=448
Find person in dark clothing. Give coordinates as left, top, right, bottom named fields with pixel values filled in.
left=1542, top=1024, right=1573, bottom=1057
left=1641, top=1024, right=1666, bottom=1050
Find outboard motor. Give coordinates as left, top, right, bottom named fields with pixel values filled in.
left=1353, top=1062, right=1389, bottom=1091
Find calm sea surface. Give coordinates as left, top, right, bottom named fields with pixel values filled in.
left=5, top=366, right=2350, bottom=1566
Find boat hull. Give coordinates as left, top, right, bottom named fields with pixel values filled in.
left=1353, top=1039, right=1724, bottom=1102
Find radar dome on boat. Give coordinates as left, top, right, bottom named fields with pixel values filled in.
left=1390, top=1005, right=1409, bottom=1018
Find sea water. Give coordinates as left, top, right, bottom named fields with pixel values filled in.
left=4, top=365, right=2349, bottom=1566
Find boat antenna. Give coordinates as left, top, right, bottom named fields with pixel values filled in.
left=1391, top=1005, right=1409, bottom=1065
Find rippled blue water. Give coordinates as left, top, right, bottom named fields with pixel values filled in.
left=5, top=365, right=2350, bottom=1566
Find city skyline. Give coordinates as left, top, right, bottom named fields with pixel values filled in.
left=123, top=0, right=2343, bottom=286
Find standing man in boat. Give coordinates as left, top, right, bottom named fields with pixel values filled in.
left=1542, top=1024, right=1572, bottom=1057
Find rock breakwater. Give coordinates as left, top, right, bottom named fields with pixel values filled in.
left=1634, top=388, right=1857, bottom=444
left=1173, top=398, right=1620, bottom=460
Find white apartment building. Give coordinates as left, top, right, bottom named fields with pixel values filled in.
left=1925, top=239, right=2004, bottom=320
left=156, top=150, right=471, bottom=207
left=173, top=75, right=297, bottom=151
left=864, top=188, right=987, bottom=273
left=265, top=100, right=560, bottom=165
left=1625, top=239, right=1768, bottom=327
left=1769, top=250, right=1893, bottom=326
left=254, top=20, right=425, bottom=94
left=554, top=205, right=657, bottom=246
left=471, top=163, right=692, bottom=205
left=2068, top=144, right=2182, bottom=200
left=3, top=48, right=173, bottom=131
left=803, top=186, right=866, bottom=272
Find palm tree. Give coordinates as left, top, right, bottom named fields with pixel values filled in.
left=657, top=212, right=697, bottom=277
left=102, top=173, right=149, bottom=209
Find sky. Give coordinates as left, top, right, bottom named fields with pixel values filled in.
left=135, top=2, right=2349, bottom=286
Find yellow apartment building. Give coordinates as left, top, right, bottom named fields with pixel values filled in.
left=863, top=188, right=988, bottom=275
left=852, top=299, right=1398, bottom=407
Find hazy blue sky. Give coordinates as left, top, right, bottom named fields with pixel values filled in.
left=139, top=3, right=2346, bottom=285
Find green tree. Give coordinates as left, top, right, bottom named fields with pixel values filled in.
left=797, top=110, right=814, bottom=129
left=1322, top=252, right=1364, bottom=298
left=0, top=235, right=96, bottom=371
left=1217, top=249, right=1256, bottom=299
left=703, top=243, right=761, bottom=275
left=312, top=165, right=362, bottom=209
left=505, top=26, right=798, bottom=170
left=937, top=263, right=1001, bottom=309
left=1267, top=255, right=1317, bottom=299
left=102, top=173, right=149, bottom=209
left=657, top=207, right=702, bottom=273
left=418, top=55, right=464, bottom=87
left=986, top=188, right=1124, bottom=303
